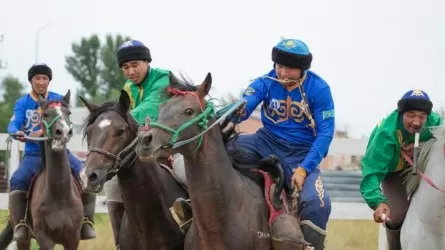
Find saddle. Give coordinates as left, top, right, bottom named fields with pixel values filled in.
left=232, top=155, right=312, bottom=250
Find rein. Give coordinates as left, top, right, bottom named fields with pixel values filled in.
left=402, top=148, right=445, bottom=193
left=9, top=102, right=73, bottom=142
left=148, top=88, right=245, bottom=151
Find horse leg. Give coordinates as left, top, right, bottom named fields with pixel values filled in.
left=62, top=240, right=80, bottom=250
left=106, top=201, right=125, bottom=246
left=34, top=231, right=55, bottom=250
left=104, top=177, right=125, bottom=247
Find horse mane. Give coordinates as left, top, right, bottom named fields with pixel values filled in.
left=164, top=72, right=198, bottom=98
left=81, top=101, right=138, bottom=142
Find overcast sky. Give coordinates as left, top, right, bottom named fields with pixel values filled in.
left=0, top=0, right=443, bottom=138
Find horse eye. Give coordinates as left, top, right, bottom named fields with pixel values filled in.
left=116, top=129, right=125, bottom=136
left=185, top=108, right=194, bottom=116
left=43, top=113, right=49, bottom=118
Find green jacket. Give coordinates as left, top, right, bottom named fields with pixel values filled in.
left=123, top=67, right=170, bottom=125
left=360, top=110, right=442, bottom=210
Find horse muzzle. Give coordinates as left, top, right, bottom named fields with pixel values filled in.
left=80, top=167, right=108, bottom=193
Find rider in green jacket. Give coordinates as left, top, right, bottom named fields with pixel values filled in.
left=360, top=89, right=442, bottom=249
left=103, top=40, right=170, bottom=248
left=118, top=40, right=170, bottom=124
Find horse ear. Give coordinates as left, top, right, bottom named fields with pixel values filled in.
left=62, top=89, right=71, bottom=105
left=197, top=72, right=212, bottom=99
left=116, top=89, right=131, bottom=114
left=79, top=95, right=98, bottom=112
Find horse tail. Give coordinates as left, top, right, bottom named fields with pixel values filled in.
left=258, top=155, right=286, bottom=208
left=0, top=218, right=13, bottom=250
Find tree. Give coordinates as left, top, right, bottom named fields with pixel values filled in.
left=100, top=34, right=131, bottom=99
left=65, top=35, right=101, bottom=102
left=0, top=75, right=26, bottom=132
left=65, top=33, right=132, bottom=106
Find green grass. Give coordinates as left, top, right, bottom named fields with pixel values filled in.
left=0, top=210, right=379, bottom=250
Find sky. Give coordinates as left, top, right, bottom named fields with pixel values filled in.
left=0, top=0, right=444, bottom=138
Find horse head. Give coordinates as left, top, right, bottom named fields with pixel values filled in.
left=79, top=90, right=139, bottom=193
left=38, top=90, right=73, bottom=152
left=137, top=72, right=213, bottom=162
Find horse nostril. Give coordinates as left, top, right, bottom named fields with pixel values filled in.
left=55, top=128, right=62, bottom=136
left=143, top=133, right=153, bottom=147
left=89, top=172, right=98, bottom=183
left=68, top=129, right=73, bottom=136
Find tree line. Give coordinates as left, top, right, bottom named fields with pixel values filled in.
left=0, top=33, right=444, bottom=134
left=0, top=33, right=131, bottom=132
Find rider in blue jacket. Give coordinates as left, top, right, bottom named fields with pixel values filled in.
left=171, top=38, right=335, bottom=250
left=7, top=63, right=96, bottom=241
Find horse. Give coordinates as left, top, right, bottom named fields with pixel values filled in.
left=79, top=90, right=187, bottom=250
left=9, top=90, right=85, bottom=250
left=136, top=72, right=311, bottom=250
left=400, top=125, right=445, bottom=249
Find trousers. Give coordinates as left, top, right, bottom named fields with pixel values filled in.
left=226, top=127, right=331, bottom=230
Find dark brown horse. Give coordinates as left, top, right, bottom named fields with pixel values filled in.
left=79, top=90, right=187, bottom=250
left=11, top=90, right=84, bottom=250
left=137, top=73, right=311, bottom=250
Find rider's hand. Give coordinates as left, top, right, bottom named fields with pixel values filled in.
left=291, top=167, right=307, bottom=191
left=373, top=203, right=391, bottom=223
left=14, top=131, right=26, bottom=142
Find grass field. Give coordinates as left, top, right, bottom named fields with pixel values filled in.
left=0, top=210, right=379, bottom=250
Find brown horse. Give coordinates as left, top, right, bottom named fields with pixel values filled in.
left=137, top=73, right=311, bottom=250
left=11, top=90, right=84, bottom=250
left=79, top=90, right=187, bottom=250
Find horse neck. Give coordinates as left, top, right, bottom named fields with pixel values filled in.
left=183, top=125, right=241, bottom=228
left=42, top=141, right=73, bottom=196
left=117, top=155, right=176, bottom=220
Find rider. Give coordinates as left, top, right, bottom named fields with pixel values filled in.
left=360, top=89, right=442, bottom=250
left=171, top=38, right=335, bottom=249
left=103, top=40, right=173, bottom=247
left=7, top=63, right=97, bottom=241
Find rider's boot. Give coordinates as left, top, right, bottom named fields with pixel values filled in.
left=385, top=224, right=402, bottom=250
left=9, top=190, right=30, bottom=242
left=107, top=201, right=125, bottom=248
left=300, top=220, right=327, bottom=250
left=80, top=192, right=97, bottom=240
left=170, top=198, right=193, bottom=234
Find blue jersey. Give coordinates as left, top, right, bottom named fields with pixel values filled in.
left=240, top=69, right=335, bottom=173
left=7, top=91, right=64, bottom=154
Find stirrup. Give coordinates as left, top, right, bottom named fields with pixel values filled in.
left=14, top=219, right=33, bottom=239
left=179, top=218, right=193, bottom=234
left=82, top=217, right=94, bottom=228
left=169, top=207, right=193, bottom=234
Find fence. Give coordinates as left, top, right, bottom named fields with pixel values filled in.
left=0, top=133, right=387, bottom=250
